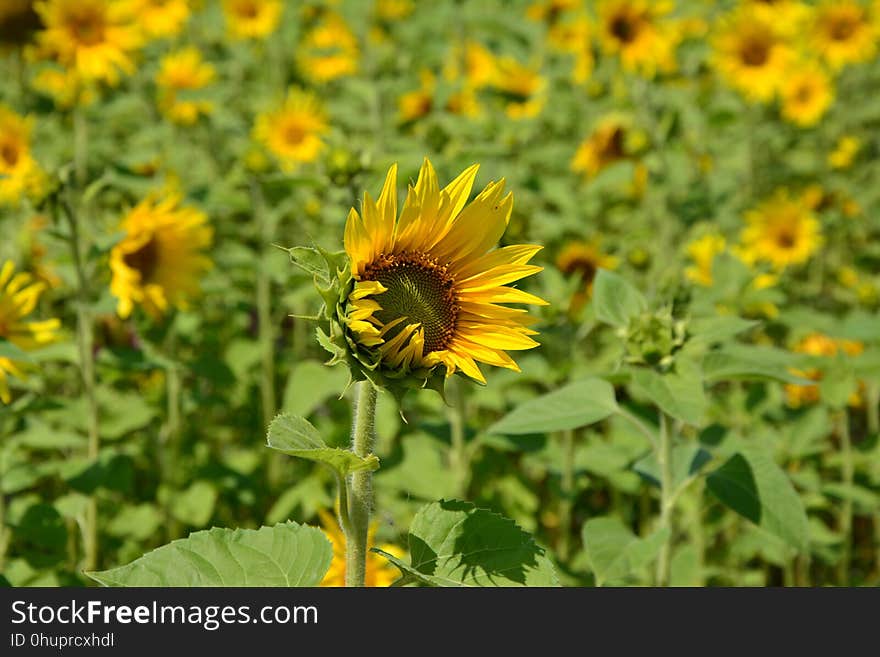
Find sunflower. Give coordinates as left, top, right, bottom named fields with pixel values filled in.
left=570, top=115, right=636, bottom=178
left=398, top=69, right=434, bottom=123
left=785, top=333, right=864, bottom=408
left=491, top=56, right=546, bottom=119
left=343, top=159, right=546, bottom=385
left=828, top=135, right=860, bottom=169
left=253, top=88, right=328, bottom=172
left=739, top=190, right=822, bottom=270
left=685, top=233, right=726, bottom=286
left=298, top=13, right=359, bottom=83
left=546, top=15, right=593, bottom=82
left=155, top=47, right=215, bottom=125
left=444, top=41, right=498, bottom=90
left=33, top=0, right=141, bottom=85
left=123, top=0, right=189, bottom=40
left=811, top=1, right=877, bottom=69
left=317, top=510, right=403, bottom=587
left=222, top=0, right=282, bottom=40
left=109, top=195, right=212, bottom=320
left=0, top=105, right=45, bottom=207
left=712, top=7, right=793, bottom=102
left=31, top=65, right=94, bottom=108
left=557, top=239, right=618, bottom=311
left=0, top=0, right=42, bottom=48
left=374, top=0, right=414, bottom=22
left=596, top=0, right=680, bottom=77
left=780, top=61, right=834, bottom=127
left=0, top=260, right=60, bottom=404
left=744, top=0, right=811, bottom=35
left=527, top=0, right=582, bottom=24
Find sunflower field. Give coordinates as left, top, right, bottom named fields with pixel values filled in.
left=0, top=0, right=879, bottom=590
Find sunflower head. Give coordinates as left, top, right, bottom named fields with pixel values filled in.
left=0, top=105, right=45, bottom=206
left=828, top=135, right=860, bottom=169
left=571, top=115, right=643, bottom=179
left=398, top=70, right=435, bottom=123
left=0, top=0, right=42, bottom=48
left=811, top=1, right=877, bottom=69
left=297, top=13, right=359, bottom=83
left=253, top=88, right=328, bottom=172
left=785, top=332, right=865, bottom=408
left=780, top=61, right=834, bottom=127
left=155, top=47, right=215, bottom=125
left=685, top=233, right=726, bottom=287
left=123, top=0, right=189, bottom=40
left=597, top=0, right=680, bottom=76
left=739, top=190, right=822, bottom=270
left=223, top=0, right=282, bottom=40
left=491, top=56, right=546, bottom=119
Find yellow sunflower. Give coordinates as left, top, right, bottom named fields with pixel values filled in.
left=109, top=195, right=212, bottom=320
left=712, top=6, right=793, bottom=102
left=492, top=56, right=546, bottom=119
left=811, top=1, right=877, bottom=69
left=398, top=69, right=434, bottom=123
left=785, top=333, right=864, bottom=408
left=122, top=0, right=189, bottom=40
left=739, top=190, right=822, bottom=270
left=780, top=61, right=834, bottom=127
left=33, top=0, right=141, bottom=85
left=343, top=159, right=546, bottom=384
left=317, top=510, right=404, bottom=587
left=155, top=47, right=215, bottom=125
left=253, top=88, right=328, bottom=172
left=570, top=115, right=638, bottom=178
left=444, top=41, right=498, bottom=90
left=596, top=0, right=680, bottom=77
left=0, top=0, right=42, bottom=48
left=547, top=15, right=594, bottom=82
left=0, top=260, right=60, bottom=404
left=527, top=0, right=582, bottom=24
left=828, top=135, right=860, bottom=169
left=374, top=0, right=414, bottom=22
left=31, top=65, right=94, bottom=108
left=0, top=105, right=45, bottom=207
left=685, top=233, right=726, bottom=287
left=298, top=12, right=359, bottom=83
left=222, top=0, right=282, bottom=40
left=744, top=0, right=812, bottom=35
left=557, top=239, right=618, bottom=312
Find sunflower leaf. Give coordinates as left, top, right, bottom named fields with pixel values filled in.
left=593, top=269, right=648, bottom=329
left=267, top=413, right=379, bottom=475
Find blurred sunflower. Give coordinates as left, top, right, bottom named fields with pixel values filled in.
left=253, top=88, right=328, bottom=172
left=123, top=0, right=189, bottom=40
left=739, top=190, right=821, bottom=270
left=398, top=69, right=434, bottom=123
left=298, top=13, right=359, bottom=83
left=780, top=61, right=834, bottom=127
left=222, top=0, right=282, bottom=40
left=317, top=510, right=404, bottom=587
left=811, top=1, right=876, bottom=69
left=557, top=239, right=618, bottom=311
left=685, top=233, right=726, bottom=287
left=596, top=0, right=680, bottom=77
left=744, top=0, right=811, bottom=34
left=527, top=0, right=582, bottom=24
left=343, top=159, right=546, bottom=384
left=374, top=0, right=414, bottom=22
left=31, top=65, right=93, bottom=108
left=491, top=56, right=546, bottom=119
left=0, top=0, right=42, bottom=49
left=828, top=135, right=860, bottom=169
left=0, top=260, right=60, bottom=404
left=155, top=47, right=215, bottom=125
left=570, top=115, right=633, bottom=178
left=546, top=15, right=594, bottom=82
left=445, top=41, right=497, bottom=90
left=33, top=0, right=141, bottom=85
left=785, top=333, right=865, bottom=408
left=712, top=7, right=792, bottom=102
left=0, top=105, right=45, bottom=206
left=110, top=195, right=212, bottom=320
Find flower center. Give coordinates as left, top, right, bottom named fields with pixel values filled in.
left=282, top=122, right=306, bottom=146
left=363, top=252, right=459, bottom=354
left=829, top=16, right=857, bottom=41
left=775, top=229, right=796, bottom=249
left=67, top=8, right=107, bottom=46
left=610, top=13, right=641, bottom=43
left=236, top=1, right=260, bottom=19
left=740, top=37, right=770, bottom=67
left=0, top=141, right=19, bottom=168
left=124, top=235, right=160, bottom=283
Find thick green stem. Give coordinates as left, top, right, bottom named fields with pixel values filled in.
left=73, top=109, right=88, bottom=188
left=345, top=382, right=377, bottom=587
left=655, top=412, right=674, bottom=586
left=164, top=358, right=183, bottom=540
left=558, top=428, right=576, bottom=562
left=448, top=377, right=469, bottom=498
left=837, top=411, right=853, bottom=584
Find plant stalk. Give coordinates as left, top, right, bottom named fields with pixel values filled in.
left=655, top=412, right=674, bottom=586
left=558, top=428, right=576, bottom=562
left=448, top=377, right=469, bottom=498
left=837, top=411, right=854, bottom=584
left=345, top=382, right=377, bottom=587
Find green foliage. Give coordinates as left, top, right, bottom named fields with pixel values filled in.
left=267, top=413, right=380, bottom=476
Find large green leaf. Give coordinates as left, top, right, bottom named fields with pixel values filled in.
left=592, top=269, right=648, bottom=328
left=702, top=347, right=809, bottom=384
left=487, top=378, right=618, bottom=435
left=581, top=517, right=669, bottom=586
left=630, top=363, right=706, bottom=426
left=688, top=317, right=757, bottom=344
left=87, top=522, right=332, bottom=586
left=375, top=500, right=559, bottom=587
left=281, top=359, right=349, bottom=417
left=706, top=448, right=808, bottom=552
left=267, top=413, right=379, bottom=475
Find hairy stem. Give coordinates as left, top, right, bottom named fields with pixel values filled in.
left=345, top=382, right=377, bottom=587
left=655, top=412, right=674, bottom=586
left=448, top=377, right=469, bottom=498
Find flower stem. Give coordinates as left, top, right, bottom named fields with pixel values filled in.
left=345, top=381, right=377, bottom=587
left=836, top=410, right=854, bottom=585
left=73, top=109, right=88, bottom=188
left=655, top=412, right=674, bottom=586
left=558, top=428, right=576, bottom=562
left=447, top=377, right=469, bottom=498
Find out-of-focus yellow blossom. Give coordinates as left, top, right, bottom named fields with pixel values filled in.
left=445, top=41, right=498, bottom=90
left=446, top=86, right=482, bottom=117
left=123, top=0, right=189, bottom=40
left=780, top=61, right=834, bottom=127
left=527, top=0, right=582, bottom=24
left=0, top=0, right=42, bottom=49
left=374, top=0, right=413, bottom=21
left=545, top=14, right=594, bottom=82
left=837, top=266, right=859, bottom=289
left=33, top=0, right=142, bottom=85
left=828, top=136, right=860, bottom=169
left=571, top=115, right=634, bottom=178
left=811, top=1, right=877, bottom=70
left=744, top=0, right=812, bottom=36
left=0, top=260, right=60, bottom=404
left=32, top=66, right=95, bottom=108
left=785, top=333, right=864, bottom=408
left=492, top=56, right=546, bottom=119
left=298, top=13, right=359, bottom=83
left=223, top=0, right=282, bottom=40
left=398, top=69, right=434, bottom=123
left=685, top=233, right=726, bottom=286
left=712, top=6, right=793, bottom=102
left=155, top=47, right=215, bottom=125
left=596, top=0, right=682, bottom=77
left=739, top=190, right=821, bottom=270
left=557, top=239, right=618, bottom=312
left=253, top=88, right=328, bottom=172
left=0, top=105, right=45, bottom=206
left=317, top=510, right=404, bottom=587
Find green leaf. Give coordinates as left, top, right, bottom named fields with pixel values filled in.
left=592, top=270, right=648, bottom=328
left=376, top=500, right=559, bottom=586
left=488, top=378, right=618, bottom=435
left=87, top=522, right=332, bottom=587
left=688, top=317, right=757, bottom=344
left=630, top=364, right=706, bottom=426
left=581, top=517, right=669, bottom=586
left=267, top=413, right=379, bottom=475
left=281, top=359, right=349, bottom=417
left=702, top=347, right=808, bottom=384
left=633, top=444, right=712, bottom=489
left=169, top=481, right=218, bottom=527
left=0, top=338, right=31, bottom=362
left=284, top=246, right=330, bottom=283
left=706, top=448, right=808, bottom=552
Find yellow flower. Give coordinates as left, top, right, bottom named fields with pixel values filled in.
left=743, top=0, right=811, bottom=35
left=0, top=0, right=41, bottom=48
left=445, top=41, right=498, bottom=90
left=596, top=0, right=681, bottom=77
left=253, top=88, right=328, bottom=172
left=739, top=190, right=822, bottom=270
left=712, top=6, right=793, bottom=102
left=343, top=159, right=546, bottom=384
left=155, top=47, right=215, bottom=125
left=685, top=233, right=726, bottom=287
left=34, top=0, right=142, bottom=85
left=123, top=0, right=189, bottom=40
left=828, top=135, right=860, bottom=169
left=298, top=13, right=359, bottom=83
left=0, top=105, right=45, bottom=207
left=0, top=260, right=60, bottom=404
left=785, top=333, right=864, bottom=408
left=374, top=0, right=413, bottom=21
left=446, top=86, right=482, bottom=117
left=557, top=239, right=618, bottom=312
left=398, top=69, right=434, bottom=123
left=811, top=1, right=877, bottom=69
left=109, top=195, right=212, bottom=320
left=527, top=0, right=582, bottom=24
left=570, top=115, right=631, bottom=178
left=317, top=510, right=404, bottom=587
left=547, top=15, right=594, bottom=82
left=31, top=66, right=95, bottom=108
left=222, top=0, right=282, bottom=40
left=780, top=61, right=834, bottom=127
left=492, top=56, right=546, bottom=119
